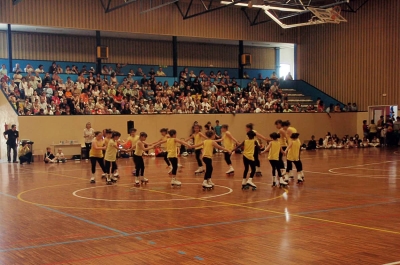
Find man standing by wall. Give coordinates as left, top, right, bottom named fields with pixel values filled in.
left=3, top=125, right=19, bottom=163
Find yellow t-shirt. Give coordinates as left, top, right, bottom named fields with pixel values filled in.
left=202, top=139, right=214, bottom=158
left=194, top=133, right=203, bottom=150
left=287, top=139, right=301, bottom=161
left=287, top=127, right=298, bottom=145
left=278, top=130, right=287, bottom=147
left=18, top=146, right=30, bottom=157
left=167, top=138, right=177, bottom=158
left=268, top=140, right=280, bottom=160
left=243, top=139, right=255, bottom=161
left=104, top=139, right=118, bottom=162
left=90, top=138, right=104, bottom=158
left=127, top=135, right=140, bottom=150
left=161, top=135, right=169, bottom=148
left=222, top=132, right=234, bottom=151
left=134, top=141, right=144, bottom=156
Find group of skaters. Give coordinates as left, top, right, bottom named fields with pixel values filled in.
left=85, top=119, right=304, bottom=190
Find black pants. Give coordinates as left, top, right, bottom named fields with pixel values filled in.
left=243, top=156, right=256, bottom=179
left=169, top=157, right=178, bottom=175
left=224, top=152, right=232, bottom=165
left=254, top=145, right=260, bottom=167
left=279, top=146, right=287, bottom=169
left=90, top=157, right=106, bottom=174
left=163, top=151, right=170, bottom=166
left=85, top=143, right=91, bottom=159
left=19, top=152, right=32, bottom=164
left=287, top=160, right=303, bottom=173
left=202, top=157, right=213, bottom=180
left=105, top=160, right=117, bottom=175
left=133, top=155, right=144, bottom=176
left=269, top=160, right=282, bottom=177
left=195, top=149, right=203, bottom=167
left=7, top=144, right=17, bottom=162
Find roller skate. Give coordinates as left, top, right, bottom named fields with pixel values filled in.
left=255, top=167, right=262, bottom=177
left=271, top=176, right=278, bottom=187
left=207, top=178, right=215, bottom=188
left=90, top=174, right=96, bottom=184
left=113, top=170, right=119, bottom=178
left=134, top=177, right=140, bottom=186
left=171, top=177, right=181, bottom=187
left=246, top=178, right=257, bottom=191
left=284, top=174, right=290, bottom=183
left=226, top=167, right=234, bottom=176
left=202, top=180, right=213, bottom=191
left=105, top=175, right=113, bottom=185
left=178, top=164, right=184, bottom=168
left=101, top=173, right=106, bottom=179
left=110, top=175, right=118, bottom=183
left=242, top=178, right=250, bottom=190
left=297, top=172, right=304, bottom=184
left=279, top=177, right=289, bottom=188
left=132, top=170, right=137, bottom=176
left=140, top=176, right=149, bottom=185
left=194, top=167, right=204, bottom=175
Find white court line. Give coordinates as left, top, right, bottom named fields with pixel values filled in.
left=328, top=160, right=400, bottom=173
left=382, top=261, right=400, bottom=265
left=304, top=170, right=400, bottom=179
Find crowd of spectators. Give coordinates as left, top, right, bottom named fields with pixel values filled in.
left=0, top=61, right=354, bottom=116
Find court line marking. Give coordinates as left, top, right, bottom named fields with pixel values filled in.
left=72, top=183, right=233, bottom=202
left=136, top=187, right=400, bottom=236
left=0, top=191, right=128, bottom=236
left=328, top=160, right=400, bottom=173
left=3, top=191, right=400, bottom=254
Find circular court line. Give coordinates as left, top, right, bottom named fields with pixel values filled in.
left=72, top=183, right=233, bottom=202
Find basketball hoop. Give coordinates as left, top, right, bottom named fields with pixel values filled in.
left=330, top=6, right=341, bottom=22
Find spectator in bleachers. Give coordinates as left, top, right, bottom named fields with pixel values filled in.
left=35, top=64, right=45, bottom=73
left=0, top=64, right=8, bottom=79
left=72, top=65, right=79, bottom=74
left=270, top=71, right=278, bottom=80
left=285, top=72, right=293, bottom=80
left=57, top=64, right=63, bottom=74
left=101, top=65, right=109, bottom=75
left=13, top=63, right=22, bottom=73
left=24, top=64, right=34, bottom=74
left=116, top=63, right=127, bottom=75
left=49, top=62, right=57, bottom=74
left=13, top=70, right=23, bottom=87
left=136, top=67, right=144, bottom=76
left=270, top=81, right=279, bottom=93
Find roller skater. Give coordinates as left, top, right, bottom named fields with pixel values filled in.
left=186, top=125, right=207, bottom=175
left=133, top=132, right=156, bottom=186
left=193, top=130, right=230, bottom=190
left=236, top=130, right=258, bottom=191
left=157, top=129, right=192, bottom=187
left=261, top=132, right=287, bottom=188
left=102, top=129, right=112, bottom=179
left=219, top=125, right=239, bottom=176
left=245, top=123, right=268, bottom=177
left=104, top=131, right=126, bottom=185
left=282, top=120, right=298, bottom=180
left=89, top=131, right=107, bottom=184
left=275, top=120, right=288, bottom=176
left=285, top=133, right=304, bottom=185
left=125, top=128, right=140, bottom=176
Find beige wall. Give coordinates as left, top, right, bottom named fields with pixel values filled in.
left=0, top=0, right=296, bottom=43
left=0, top=93, right=19, bottom=160
left=298, top=0, right=400, bottom=111
left=0, top=31, right=7, bottom=59
left=18, top=113, right=358, bottom=155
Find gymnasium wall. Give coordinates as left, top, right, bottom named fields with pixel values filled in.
left=0, top=31, right=7, bottom=59
left=18, top=113, right=358, bottom=155
left=297, top=0, right=400, bottom=111
left=0, top=0, right=296, bottom=43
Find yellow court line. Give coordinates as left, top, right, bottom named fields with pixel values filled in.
left=17, top=183, right=285, bottom=211
left=136, top=187, right=400, bottom=236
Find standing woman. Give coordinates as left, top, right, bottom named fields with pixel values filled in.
left=83, top=122, right=95, bottom=161
left=89, top=131, right=107, bottom=183
left=245, top=123, right=268, bottom=176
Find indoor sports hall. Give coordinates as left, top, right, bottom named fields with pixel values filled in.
left=0, top=0, right=399, bottom=264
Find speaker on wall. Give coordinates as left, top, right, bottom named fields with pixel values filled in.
left=127, top=120, right=134, bottom=134
left=240, top=54, right=252, bottom=66
left=97, top=46, right=109, bottom=59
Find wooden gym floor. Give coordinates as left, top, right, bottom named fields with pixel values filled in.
left=1, top=148, right=400, bottom=265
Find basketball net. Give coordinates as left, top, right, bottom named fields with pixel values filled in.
left=330, top=6, right=341, bottom=21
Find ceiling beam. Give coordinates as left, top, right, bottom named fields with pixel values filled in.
left=175, top=0, right=248, bottom=20
left=12, top=0, right=23, bottom=5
